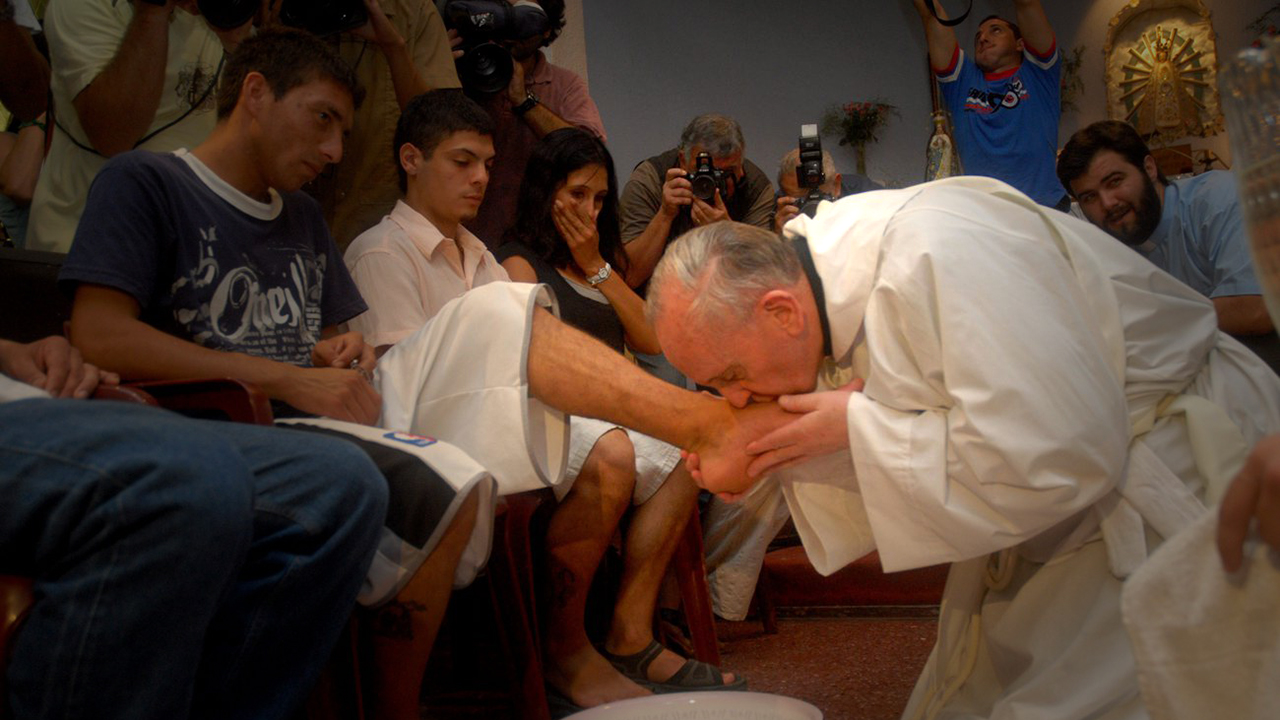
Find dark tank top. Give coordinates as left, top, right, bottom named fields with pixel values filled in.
left=495, top=242, right=626, bottom=354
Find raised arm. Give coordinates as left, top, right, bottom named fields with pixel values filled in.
left=348, top=0, right=463, bottom=111
left=69, top=1, right=248, bottom=157
left=910, top=0, right=959, bottom=72
left=1012, top=0, right=1055, bottom=56
left=70, top=1, right=173, bottom=156
left=620, top=164, right=690, bottom=288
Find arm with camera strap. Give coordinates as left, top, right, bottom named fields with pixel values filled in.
left=69, top=1, right=175, bottom=157
left=910, top=0, right=961, bottom=74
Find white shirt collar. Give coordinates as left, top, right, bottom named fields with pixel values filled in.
left=174, top=148, right=283, bottom=221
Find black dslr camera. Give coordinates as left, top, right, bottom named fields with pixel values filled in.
left=794, top=123, right=835, bottom=218
left=193, top=0, right=366, bottom=36
left=443, top=0, right=549, bottom=95
left=686, top=152, right=728, bottom=204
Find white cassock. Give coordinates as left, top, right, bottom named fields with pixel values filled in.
left=779, top=177, right=1280, bottom=720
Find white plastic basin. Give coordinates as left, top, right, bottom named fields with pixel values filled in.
left=564, top=691, right=823, bottom=719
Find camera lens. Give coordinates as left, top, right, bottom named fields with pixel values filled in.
left=198, top=0, right=261, bottom=29
left=690, top=174, right=717, bottom=202
left=458, top=41, right=514, bottom=95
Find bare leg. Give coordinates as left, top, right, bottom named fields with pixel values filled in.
left=368, top=486, right=481, bottom=720
left=527, top=309, right=791, bottom=494
left=543, top=430, right=651, bottom=707
left=604, top=463, right=737, bottom=684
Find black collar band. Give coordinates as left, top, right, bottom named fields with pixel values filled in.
left=790, top=235, right=833, bottom=359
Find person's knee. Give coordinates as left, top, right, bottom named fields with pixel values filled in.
left=128, top=432, right=259, bottom=553
left=586, top=430, right=637, bottom=507
left=453, top=282, right=532, bottom=335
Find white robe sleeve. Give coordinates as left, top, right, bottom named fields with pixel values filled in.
left=847, top=202, right=1132, bottom=572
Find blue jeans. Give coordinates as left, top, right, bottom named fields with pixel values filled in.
left=0, top=399, right=388, bottom=720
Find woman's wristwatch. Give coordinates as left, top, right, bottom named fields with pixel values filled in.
left=586, top=262, right=612, bottom=287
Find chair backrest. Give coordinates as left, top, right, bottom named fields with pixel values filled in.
left=0, top=576, right=34, bottom=720
left=0, top=248, right=70, bottom=343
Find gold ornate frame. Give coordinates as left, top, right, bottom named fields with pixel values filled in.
left=1104, top=0, right=1225, bottom=142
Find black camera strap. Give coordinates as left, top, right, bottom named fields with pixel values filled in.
left=924, top=0, right=971, bottom=27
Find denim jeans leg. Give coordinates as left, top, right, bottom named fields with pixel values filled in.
left=0, top=399, right=258, bottom=720
left=0, top=400, right=387, bottom=720
left=188, top=422, right=386, bottom=720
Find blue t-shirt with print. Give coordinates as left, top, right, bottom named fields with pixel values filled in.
left=60, top=150, right=366, bottom=367
left=937, top=45, right=1066, bottom=207
left=1140, top=170, right=1259, bottom=299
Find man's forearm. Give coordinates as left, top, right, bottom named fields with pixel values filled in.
left=519, top=102, right=573, bottom=138
left=1214, top=295, right=1275, bottom=335
left=379, top=37, right=431, bottom=111
left=0, top=121, right=47, bottom=203
left=1012, top=0, right=1055, bottom=55
left=622, top=212, right=675, bottom=288
left=527, top=308, right=722, bottom=448
left=70, top=297, right=297, bottom=395
left=72, top=5, right=173, bottom=157
left=526, top=308, right=790, bottom=491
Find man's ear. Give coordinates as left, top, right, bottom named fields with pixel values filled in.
left=241, top=71, right=271, bottom=118
left=758, top=289, right=804, bottom=336
left=1142, top=154, right=1160, bottom=184
left=399, top=143, right=424, bottom=179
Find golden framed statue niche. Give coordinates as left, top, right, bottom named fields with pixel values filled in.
left=1104, top=0, right=1225, bottom=143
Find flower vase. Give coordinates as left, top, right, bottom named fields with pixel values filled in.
left=854, top=142, right=867, bottom=176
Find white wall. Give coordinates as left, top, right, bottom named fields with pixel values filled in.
left=580, top=0, right=1272, bottom=187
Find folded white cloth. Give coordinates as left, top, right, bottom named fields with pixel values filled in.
left=1122, top=510, right=1280, bottom=720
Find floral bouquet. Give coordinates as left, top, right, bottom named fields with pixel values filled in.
left=821, top=100, right=898, bottom=174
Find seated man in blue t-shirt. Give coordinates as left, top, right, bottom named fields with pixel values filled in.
left=1057, top=119, right=1274, bottom=338
left=911, top=0, right=1067, bottom=209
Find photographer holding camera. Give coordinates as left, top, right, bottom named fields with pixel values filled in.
left=773, top=128, right=883, bottom=235
left=773, top=126, right=842, bottom=235
left=446, top=0, right=606, bottom=248
left=619, top=113, right=774, bottom=292
left=26, top=0, right=253, bottom=253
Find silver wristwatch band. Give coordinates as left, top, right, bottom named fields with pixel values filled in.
left=586, top=262, right=612, bottom=286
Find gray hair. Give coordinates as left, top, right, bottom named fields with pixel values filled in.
left=677, top=114, right=746, bottom=159
left=777, top=148, right=837, bottom=189
left=646, top=221, right=802, bottom=327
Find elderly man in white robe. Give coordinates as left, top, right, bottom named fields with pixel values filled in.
left=644, top=176, right=1280, bottom=720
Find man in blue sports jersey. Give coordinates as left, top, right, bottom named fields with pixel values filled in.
left=911, top=0, right=1068, bottom=209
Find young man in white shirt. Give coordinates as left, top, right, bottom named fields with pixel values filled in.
left=346, top=91, right=743, bottom=710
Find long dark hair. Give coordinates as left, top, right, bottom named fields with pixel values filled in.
left=504, top=127, right=628, bottom=275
